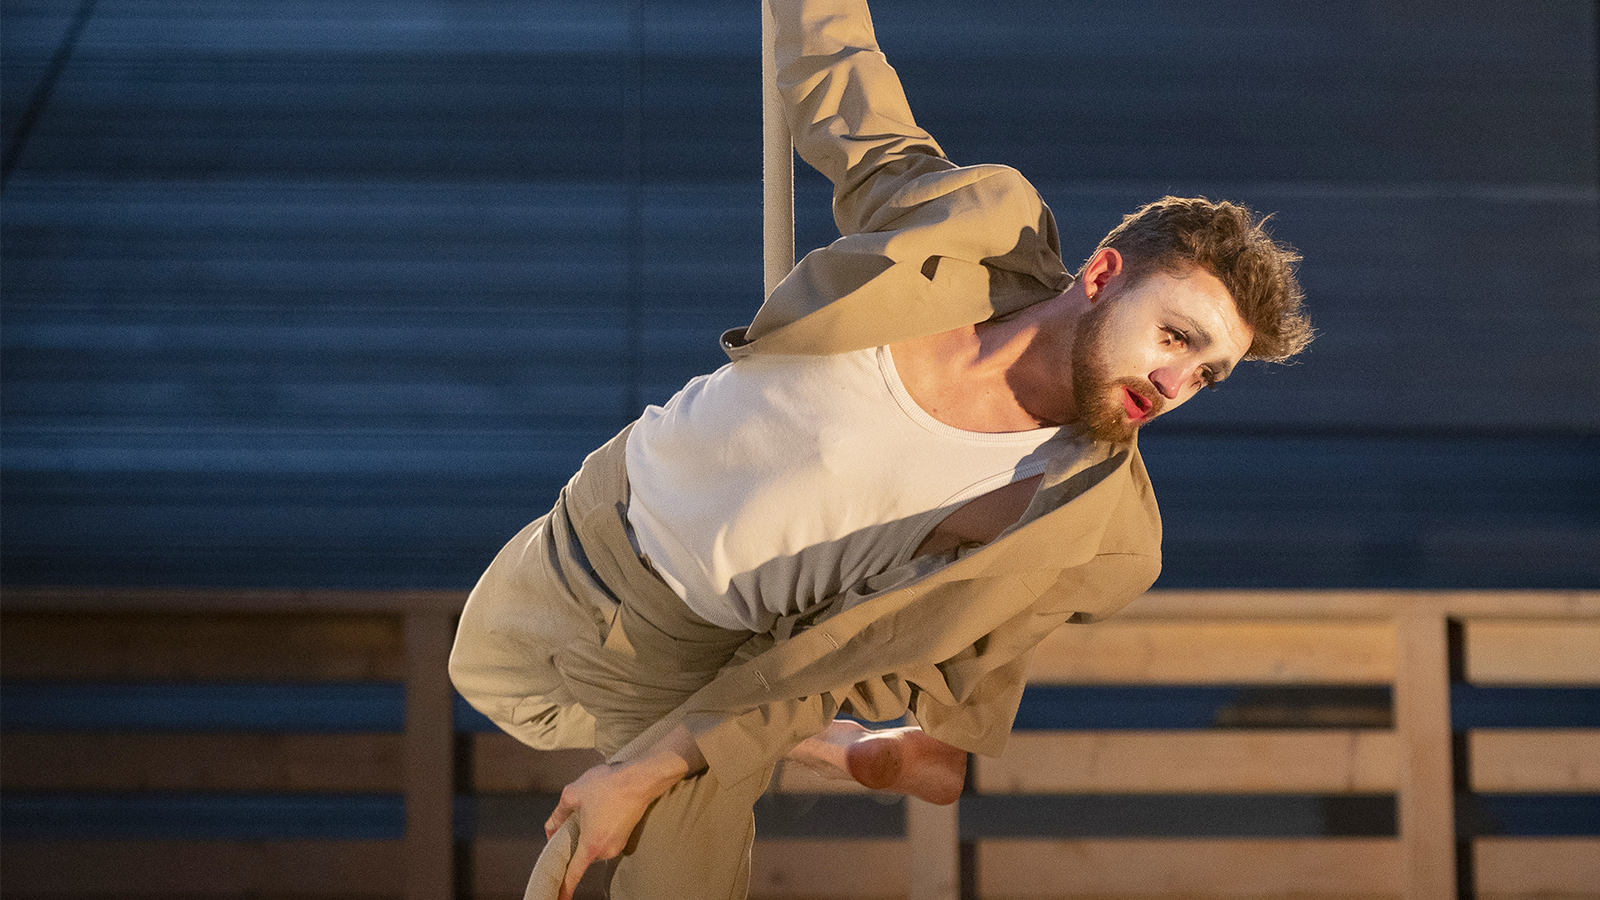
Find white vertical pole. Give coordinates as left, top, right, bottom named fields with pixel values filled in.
left=761, top=0, right=794, bottom=296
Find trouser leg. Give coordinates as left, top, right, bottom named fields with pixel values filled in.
left=450, top=511, right=604, bottom=751
left=524, top=762, right=773, bottom=900
left=610, top=764, right=775, bottom=899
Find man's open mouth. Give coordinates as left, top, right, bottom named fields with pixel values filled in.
left=1120, top=385, right=1154, bottom=420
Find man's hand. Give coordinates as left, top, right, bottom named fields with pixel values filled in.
left=541, top=724, right=707, bottom=900
left=543, top=762, right=662, bottom=899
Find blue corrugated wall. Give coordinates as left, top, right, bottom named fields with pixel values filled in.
left=3, top=0, right=1597, bottom=590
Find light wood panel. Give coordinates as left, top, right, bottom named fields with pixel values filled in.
left=1474, top=837, right=1600, bottom=898
left=976, top=838, right=1401, bottom=897
left=0, top=733, right=403, bottom=792
left=1119, top=591, right=1600, bottom=621
left=1469, top=729, right=1600, bottom=792
left=1394, top=608, right=1456, bottom=899
left=1465, top=620, right=1600, bottom=685
left=907, top=799, right=960, bottom=900
left=1027, top=620, right=1395, bottom=684
left=976, top=731, right=1398, bottom=794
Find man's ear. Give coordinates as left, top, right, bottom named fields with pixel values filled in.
left=1081, top=247, right=1123, bottom=302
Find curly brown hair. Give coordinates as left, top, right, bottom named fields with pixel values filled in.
left=1087, top=196, right=1312, bottom=362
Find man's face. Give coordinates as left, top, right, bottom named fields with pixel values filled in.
left=1070, top=265, right=1253, bottom=443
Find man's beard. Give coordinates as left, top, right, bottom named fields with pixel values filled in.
left=1070, top=301, right=1163, bottom=443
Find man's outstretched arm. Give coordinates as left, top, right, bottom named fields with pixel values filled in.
left=769, top=0, right=952, bottom=235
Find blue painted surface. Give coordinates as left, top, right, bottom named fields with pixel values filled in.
left=1451, top=686, right=1600, bottom=729
left=0, top=792, right=405, bottom=840
left=0, top=682, right=407, bottom=732
left=1464, top=795, right=1600, bottom=837
left=0, top=0, right=1594, bottom=590
left=454, top=693, right=497, bottom=733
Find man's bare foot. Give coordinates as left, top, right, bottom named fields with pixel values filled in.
left=786, top=720, right=965, bottom=805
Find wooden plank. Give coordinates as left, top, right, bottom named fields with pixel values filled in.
left=0, top=839, right=404, bottom=895
left=1393, top=607, right=1456, bottom=900
left=1121, top=590, right=1600, bottom=621
left=749, top=838, right=911, bottom=900
left=906, top=798, right=959, bottom=900
left=1465, top=620, right=1600, bottom=685
left=1474, top=837, right=1600, bottom=898
left=975, top=838, right=1401, bottom=897
left=976, top=730, right=1398, bottom=794
left=1469, top=729, right=1600, bottom=793
left=0, top=610, right=405, bottom=680
left=0, top=585, right=467, bottom=615
left=0, top=733, right=403, bottom=792
left=403, top=611, right=456, bottom=900
left=471, top=733, right=603, bottom=794
left=1028, top=620, right=1394, bottom=684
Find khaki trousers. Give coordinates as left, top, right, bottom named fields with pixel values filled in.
left=452, top=428, right=824, bottom=899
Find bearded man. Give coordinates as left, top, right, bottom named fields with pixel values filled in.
left=450, top=0, right=1312, bottom=896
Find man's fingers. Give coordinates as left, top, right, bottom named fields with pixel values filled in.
left=545, top=797, right=574, bottom=839
left=558, top=849, right=594, bottom=900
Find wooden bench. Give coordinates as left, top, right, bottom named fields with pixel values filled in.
left=3, top=588, right=1596, bottom=899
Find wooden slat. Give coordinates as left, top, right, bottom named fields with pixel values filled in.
left=975, top=838, right=1401, bottom=897
left=749, top=839, right=911, bottom=900
left=0, top=840, right=404, bottom=896
left=0, top=733, right=403, bottom=792
left=1465, top=620, right=1600, bottom=685
left=1469, top=729, right=1600, bottom=792
left=1393, top=608, right=1456, bottom=899
left=1120, top=590, right=1600, bottom=621
left=0, top=609, right=405, bottom=680
left=0, top=585, right=467, bottom=615
left=403, top=611, right=456, bottom=900
left=976, top=730, right=1398, bottom=794
left=1473, top=837, right=1600, bottom=898
left=1028, top=620, right=1394, bottom=684
left=906, top=798, right=959, bottom=900
left=470, top=734, right=603, bottom=794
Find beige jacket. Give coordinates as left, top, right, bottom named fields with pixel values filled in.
left=605, top=0, right=1163, bottom=787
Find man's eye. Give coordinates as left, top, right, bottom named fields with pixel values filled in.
left=1201, top=369, right=1220, bottom=391
left=1164, top=328, right=1187, bottom=346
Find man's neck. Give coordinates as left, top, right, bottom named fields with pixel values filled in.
left=887, top=320, right=1056, bottom=434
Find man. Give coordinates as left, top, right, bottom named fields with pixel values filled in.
left=450, top=0, right=1311, bottom=896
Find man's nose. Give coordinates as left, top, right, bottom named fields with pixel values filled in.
left=1149, top=368, right=1184, bottom=400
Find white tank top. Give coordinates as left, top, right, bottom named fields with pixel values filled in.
left=623, top=346, right=1061, bottom=631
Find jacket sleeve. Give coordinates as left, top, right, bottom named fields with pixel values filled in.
left=769, top=0, right=950, bottom=236
left=733, top=0, right=1072, bottom=354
